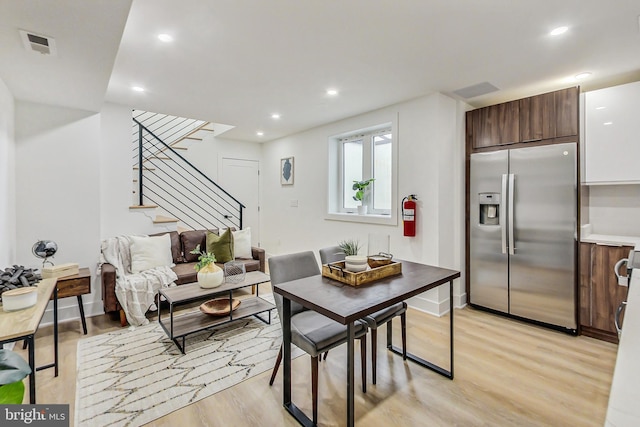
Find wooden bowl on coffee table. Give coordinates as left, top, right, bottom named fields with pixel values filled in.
left=200, top=298, right=241, bottom=316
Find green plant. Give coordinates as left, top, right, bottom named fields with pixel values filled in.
left=0, top=349, right=31, bottom=404
left=338, top=239, right=361, bottom=256
left=352, top=179, right=374, bottom=202
left=189, top=244, right=217, bottom=271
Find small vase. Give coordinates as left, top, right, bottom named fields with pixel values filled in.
left=357, top=205, right=368, bottom=215
left=345, top=255, right=368, bottom=272
left=197, top=264, right=224, bottom=288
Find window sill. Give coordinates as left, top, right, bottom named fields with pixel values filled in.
left=325, top=212, right=397, bottom=226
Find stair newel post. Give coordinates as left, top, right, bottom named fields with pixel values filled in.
left=239, top=204, right=243, bottom=230
left=138, top=124, right=143, bottom=206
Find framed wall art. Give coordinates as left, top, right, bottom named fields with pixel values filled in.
left=281, top=157, right=294, bottom=185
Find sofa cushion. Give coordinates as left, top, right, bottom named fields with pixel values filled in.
left=206, top=229, right=234, bottom=263
left=180, top=230, right=210, bottom=262
left=232, top=228, right=252, bottom=259
left=150, top=231, right=182, bottom=263
left=232, top=258, right=261, bottom=273
left=129, top=234, right=173, bottom=274
left=172, top=262, right=198, bottom=285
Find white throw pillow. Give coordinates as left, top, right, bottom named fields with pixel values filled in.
left=232, top=227, right=252, bottom=259
left=129, top=234, right=173, bottom=274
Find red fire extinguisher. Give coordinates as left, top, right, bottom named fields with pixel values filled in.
left=402, top=194, right=417, bottom=237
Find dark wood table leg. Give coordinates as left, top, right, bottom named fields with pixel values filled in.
left=77, top=295, right=87, bottom=335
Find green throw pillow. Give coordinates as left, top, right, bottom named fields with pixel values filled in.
left=206, top=229, right=234, bottom=263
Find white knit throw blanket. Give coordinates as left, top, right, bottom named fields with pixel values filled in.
left=98, top=235, right=177, bottom=326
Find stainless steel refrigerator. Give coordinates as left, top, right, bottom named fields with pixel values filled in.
left=469, top=142, right=577, bottom=331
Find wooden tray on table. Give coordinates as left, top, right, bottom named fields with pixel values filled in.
left=322, top=261, right=402, bottom=287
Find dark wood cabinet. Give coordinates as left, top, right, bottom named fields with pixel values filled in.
left=580, top=243, right=630, bottom=343
left=472, top=100, right=519, bottom=149
left=519, top=92, right=555, bottom=142
left=555, top=87, right=579, bottom=138
left=468, top=87, right=579, bottom=150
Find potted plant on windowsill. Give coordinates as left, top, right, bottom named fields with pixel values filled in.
left=190, top=244, right=224, bottom=288
left=338, top=239, right=367, bottom=272
left=352, top=179, right=374, bottom=215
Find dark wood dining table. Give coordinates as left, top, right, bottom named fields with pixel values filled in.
left=273, top=259, right=460, bottom=427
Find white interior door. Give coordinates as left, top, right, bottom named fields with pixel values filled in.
left=221, top=158, right=260, bottom=247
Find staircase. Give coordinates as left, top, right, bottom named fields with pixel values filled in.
left=131, top=110, right=244, bottom=231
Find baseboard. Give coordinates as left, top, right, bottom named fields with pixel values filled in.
left=408, top=292, right=467, bottom=316
left=40, top=300, right=104, bottom=328
left=454, top=292, right=467, bottom=309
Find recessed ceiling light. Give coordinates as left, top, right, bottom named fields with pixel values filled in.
left=550, top=26, right=568, bottom=36
left=574, top=72, right=592, bottom=80
left=256, top=131, right=264, bottom=136
left=271, top=113, right=281, bottom=119
left=131, top=86, right=145, bottom=92
left=158, top=34, right=173, bottom=42
left=604, top=122, right=613, bottom=126
left=327, top=89, right=338, bottom=96
left=596, top=106, right=606, bottom=110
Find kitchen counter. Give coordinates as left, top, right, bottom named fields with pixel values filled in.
left=581, top=233, right=640, bottom=247
left=605, top=243, right=640, bottom=426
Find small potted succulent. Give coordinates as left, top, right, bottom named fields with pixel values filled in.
left=190, top=244, right=224, bottom=288
left=352, top=179, right=374, bottom=215
left=339, top=239, right=367, bottom=272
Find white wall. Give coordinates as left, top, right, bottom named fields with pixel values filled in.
left=0, top=78, right=15, bottom=267
left=15, top=101, right=102, bottom=323
left=588, top=184, right=640, bottom=236
left=261, top=92, right=468, bottom=314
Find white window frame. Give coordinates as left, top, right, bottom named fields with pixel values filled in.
left=326, top=118, right=398, bottom=225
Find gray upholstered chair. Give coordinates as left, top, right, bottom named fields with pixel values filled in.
left=268, top=251, right=368, bottom=425
left=319, top=245, right=407, bottom=384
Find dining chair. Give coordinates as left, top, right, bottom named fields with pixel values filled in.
left=268, top=251, right=368, bottom=425
left=319, top=245, right=408, bottom=384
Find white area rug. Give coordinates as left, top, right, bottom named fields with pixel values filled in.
left=75, top=300, right=298, bottom=426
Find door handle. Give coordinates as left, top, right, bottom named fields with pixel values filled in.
left=614, top=258, right=629, bottom=286
left=501, top=174, right=507, bottom=254
left=615, top=301, right=627, bottom=336
left=508, top=174, right=515, bottom=255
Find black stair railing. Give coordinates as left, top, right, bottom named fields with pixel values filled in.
left=132, top=117, right=244, bottom=231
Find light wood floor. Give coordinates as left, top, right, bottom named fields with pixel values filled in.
left=18, top=285, right=617, bottom=426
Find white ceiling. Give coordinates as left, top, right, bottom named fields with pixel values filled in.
left=1, top=0, right=639, bottom=142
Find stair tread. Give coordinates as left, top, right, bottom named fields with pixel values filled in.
left=153, top=215, right=179, bottom=223
left=129, top=205, right=158, bottom=209
left=170, top=146, right=188, bottom=150
left=184, top=136, right=203, bottom=141
left=132, top=166, right=156, bottom=171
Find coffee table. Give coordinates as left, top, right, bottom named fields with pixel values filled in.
left=157, top=271, right=272, bottom=353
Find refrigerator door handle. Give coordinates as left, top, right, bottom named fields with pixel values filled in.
left=508, top=173, right=515, bottom=255
left=501, top=174, right=508, bottom=254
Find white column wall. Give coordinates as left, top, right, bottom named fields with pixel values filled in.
left=15, top=101, right=102, bottom=323
left=261, top=92, right=468, bottom=315
left=0, top=78, right=15, bottom=267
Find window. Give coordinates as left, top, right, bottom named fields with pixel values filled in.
left=333, top=125, right=394, bottom=216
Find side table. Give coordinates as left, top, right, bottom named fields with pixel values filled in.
left=53, top=268, right=90, bottom=334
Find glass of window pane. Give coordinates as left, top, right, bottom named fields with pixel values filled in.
left=373, top=134, right=392, bottom=211
left=343, top=140, right=363, bottom=209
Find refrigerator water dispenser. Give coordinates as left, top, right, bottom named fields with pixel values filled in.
left=478, top=193, right=500, bottom=225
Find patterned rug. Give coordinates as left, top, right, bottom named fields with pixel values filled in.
left=75, top=299, right=299, bottom=426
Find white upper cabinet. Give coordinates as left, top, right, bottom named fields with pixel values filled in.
left=585, top=81, right=640, bottom=184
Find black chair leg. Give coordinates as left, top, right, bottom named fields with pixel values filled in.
left=360, top=335, right=367, bottom=393
left=401, top=313, right=407, bottom=360
left=269, top=344, right=283, bottom=386
left=312, top=355, right=318, bottom=425
left=371, top=328, right=378, bottom=385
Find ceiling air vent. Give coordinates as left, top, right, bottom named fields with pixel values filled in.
left=19, top=30, right=57, bottom=56
left=453, top=82, right=499, bottom=100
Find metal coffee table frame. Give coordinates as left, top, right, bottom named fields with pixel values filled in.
left=157, top=271, right=272, bottom=354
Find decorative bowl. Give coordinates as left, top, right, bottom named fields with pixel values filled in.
left=367, top=252, right=393, bottom=269
left=199, top=298, right=241, bottom=316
